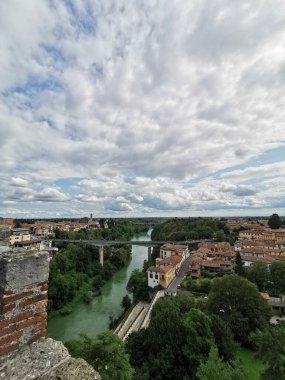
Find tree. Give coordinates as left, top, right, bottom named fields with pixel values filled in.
left=234, top=252, right=245, bottom=277
left=126, top=296, right=213, bottom=379
left=211, top=315, right=237, bottom=362
left=66, top=332, right=134, bottom=380
left=268, top=213, right=281, bottom=229
left=206, top=275, right=271, bottom=346
left=252, top=322, right=285, bottom=380
left=197, top=347, right=244, bottom=380
left=142, top=259, right=149, bottom=272
left=269, top=261, right=285, bottom=296
left=216, top=230, right=226, bottom=242
left=14, top=220, right=22, bottom=228
left=127, top=269, right=149, bottom=302
left=181, top=308, right=215, bottom=377
left=247, top=262, right=269, bottom=291
left=121, top=294, right=132, bottom=311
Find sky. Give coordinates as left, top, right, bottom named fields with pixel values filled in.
left=0, top=0, right=285, bottom=219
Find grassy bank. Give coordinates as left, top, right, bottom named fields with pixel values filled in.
left=237, top=347, right=267, bottom=380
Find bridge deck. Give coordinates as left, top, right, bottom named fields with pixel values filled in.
left=52, top=239, right=212, bottom=246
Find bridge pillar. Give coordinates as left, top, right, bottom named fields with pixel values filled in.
left=148, top=247, right=152, bottom=263
left=99, top=246, right=104, bottom=266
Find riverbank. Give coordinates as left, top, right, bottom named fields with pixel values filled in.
left=47, top=232, right=150, bottom=342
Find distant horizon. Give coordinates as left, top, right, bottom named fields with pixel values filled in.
left=1, top=213, right=283, bottom=220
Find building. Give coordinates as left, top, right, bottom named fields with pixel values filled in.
left=189, top=242, right=236, bottom=278
left=160, top=243, right=189, bottom=260
left=146, top=243, right=189, bottom=288
left=155, top=255, right=183, bottom=273
left=147, top=265, right=175, bottom=289
left=9, top=228, right=31, bottom=245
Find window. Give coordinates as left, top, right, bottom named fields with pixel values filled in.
left=161, top=275, right=164, bottom=279
left=149, top=273, right=153, bottom=278
left=155, top=274, right=158, bottom=279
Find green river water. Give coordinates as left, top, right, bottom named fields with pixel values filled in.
left=47, top=231, right=150, bottom=342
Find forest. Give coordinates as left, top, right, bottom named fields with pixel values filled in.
left=151, top=217, right=236, bottom=243
left=48, top=243, right=131, bottom=313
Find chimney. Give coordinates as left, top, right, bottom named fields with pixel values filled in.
left=0, top=247, right=49, bottom=358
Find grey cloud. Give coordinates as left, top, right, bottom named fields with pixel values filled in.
left=219, top=182, right=258, bottom=197
left=33, top=188, right=69, bottom=202
left=232, top=186, right=258, bottom=197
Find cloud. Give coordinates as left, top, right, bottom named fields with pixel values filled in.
left=0, top=1, right=284, bottom=217
left=106, top=201, right=133, bottom=212
left=33, top=188, right=69, bottom=202
left=219, top=182, right=258, bottom=196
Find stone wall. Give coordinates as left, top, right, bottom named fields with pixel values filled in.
left=0, top=246, right=101, bottom=379
left=0, top=247, right=49, bottom=357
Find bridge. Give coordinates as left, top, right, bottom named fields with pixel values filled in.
left=52, top=239, right=210, bottom=247
left=51, top=238, right=212, bottom=265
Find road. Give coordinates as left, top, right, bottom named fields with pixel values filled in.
left=116, top=302, right=149, bottom=341
left=116, top=290, right=165, bottom=341
left=166, top=255, right=192, bottom=294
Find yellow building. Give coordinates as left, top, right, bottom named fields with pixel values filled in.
left=9, top=233, right=31, bottom=245
left=147, top=265, right=175, bottom=289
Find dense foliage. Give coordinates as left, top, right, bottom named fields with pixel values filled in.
left=234, top=252, right=245, bottom=277
left=150, top=217, right=236, bottom=244
left=206, top=275, right=271, bottom=346
left=196, top=347, right=243, bottom=380
left=268, top=213, right=282, bottom=229
left=66, top=332, right=134, bottom=380
left=48, top=243, right=131, bottom=312
left=151, top=218, right=220, bottom=241
left=126, top=269, right=149, bottom=302
left=126, top=295, right=214, bottom=379
left=181, top=277, right=213, bottom=294
left=252, top=322, right=285, bottom=380
left=240, top=261, right=285, bottom=296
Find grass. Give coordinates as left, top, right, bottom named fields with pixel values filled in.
left=236, top=347, right=267, bottom=380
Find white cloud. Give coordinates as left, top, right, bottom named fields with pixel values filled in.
left=0, top=0, right=284, bottom=217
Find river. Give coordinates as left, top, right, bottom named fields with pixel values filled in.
left=47, top=231, right=150, bottom=342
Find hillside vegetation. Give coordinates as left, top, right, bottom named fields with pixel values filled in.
left=151, top=218, right=222, bottom=241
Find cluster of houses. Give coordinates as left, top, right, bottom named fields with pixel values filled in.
left=186, top=227, right=285, bottom=280
left=1, top=215, right=108, bottom=248
left=237, top=228, right=285, bottom=266
left=147, top=244, right=189, bottom=289
left=189, top=242, right=236, bottom=279
left=225, top=217, right=269, bottom=232
left=1, top=214, right=108, bottom=259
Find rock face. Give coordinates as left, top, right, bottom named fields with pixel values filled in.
left=0, top=338, right=101, bottom=380
left=39, top=358, right=101, bottom=380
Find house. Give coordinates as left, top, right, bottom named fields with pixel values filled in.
left=261, top=293, right=285, bottom=316
left=160, top=243, right=189, bottom=260
left=155, top=255, right=183, bottom=273
left=188, top=242, right=236, bottom=278
left=147, top=265, right=175, bottom=289
left=15, top=238, right=44, bottom=251
left=241, top=255, right=276, bottom=267
left=200, top=259, right=233, bottom=273
left=9, top=228, right=31, bottom=246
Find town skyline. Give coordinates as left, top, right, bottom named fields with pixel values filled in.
left=1, top=1, right=285, bottom=218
